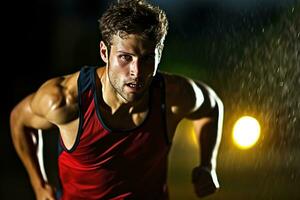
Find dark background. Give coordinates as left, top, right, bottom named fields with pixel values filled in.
left=2, top=0, right=300, bottom=199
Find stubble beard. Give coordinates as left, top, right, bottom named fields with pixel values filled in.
left=107, top=65, right=145, bottom=104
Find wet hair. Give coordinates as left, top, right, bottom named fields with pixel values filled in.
left=99, top=0, right=168, bottom=55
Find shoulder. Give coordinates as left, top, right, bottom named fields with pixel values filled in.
left=160, top=71, right=197, bottom=97
left=30, top=71, right=80, bottom=124
left=159, top=71, right=222, bottom=119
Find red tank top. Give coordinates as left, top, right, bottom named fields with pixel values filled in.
left=58, top=66, right=171, bottom=200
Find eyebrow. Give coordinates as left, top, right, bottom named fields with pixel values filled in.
left=117, top=51, right=135, bottom=55
left=117, top=51, right=155, bottom=57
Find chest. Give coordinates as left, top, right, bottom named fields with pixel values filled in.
left=99, top=106, right=149, bottom=131
left=58, top=103, right=181, bottom=151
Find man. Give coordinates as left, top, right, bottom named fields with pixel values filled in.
left=10, top=0, right=223, bottom=199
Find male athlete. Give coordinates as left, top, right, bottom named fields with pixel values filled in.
left=10, top=0, right=223, bottom=199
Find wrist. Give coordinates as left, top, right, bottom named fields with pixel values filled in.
left=30, top=175, right=46, bottom=191
left=198, top=165, right=212, bottom=172
left=197, top=163, right=213, bottom=171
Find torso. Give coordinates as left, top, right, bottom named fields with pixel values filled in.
left=57, top=66, right=173, bottom=199
left=55, top=66, right=181, bottom=150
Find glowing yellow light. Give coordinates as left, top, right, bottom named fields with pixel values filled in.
left=233, top=116, right=261, bottom=149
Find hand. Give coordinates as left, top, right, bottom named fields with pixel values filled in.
left=192, top=166, right=219, bottom=198
left=34, top=182, right=57, bottom=200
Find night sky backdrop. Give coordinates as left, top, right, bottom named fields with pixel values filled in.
left=2, top=0, right=300, bottom=199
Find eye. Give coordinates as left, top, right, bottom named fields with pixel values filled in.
left=119, top=55, right=132, bottom=62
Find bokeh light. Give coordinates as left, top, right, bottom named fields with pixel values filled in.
left=232, top=116, right=261, bottom=149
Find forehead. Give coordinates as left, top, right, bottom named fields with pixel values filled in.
left=110, top=34, right=156, bottom=54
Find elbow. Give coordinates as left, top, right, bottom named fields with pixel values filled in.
left=213, top=95, right=224, bottom=138
left=208, top=91, right=223, bottom=120
left=10, top=106, right=19, bottom=132
left=10, top=107, right=21, bottom=151
left=10, top=106, right=31, bottom=152
left=10, top=106, right=22, bottom=141
left=215, top=95, right=224, bottom=118
left=9, top=105, right=26, bottom=140
left=201, top=95, right=223, bottom=133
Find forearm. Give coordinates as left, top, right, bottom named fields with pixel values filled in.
left=198, top=119, right=221, bottom=170
left=194, top=100, right=223, bottom=170
left=10, top=118, right=47, bottom=190
left=191, top=101, right=223, bottom=198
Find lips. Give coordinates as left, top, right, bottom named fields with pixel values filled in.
left=126, top=82, right=143, bottom=88
left=125, top=81, right=144, bottom=92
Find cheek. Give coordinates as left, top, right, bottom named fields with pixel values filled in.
left=110, top=59, right=129, bottom=73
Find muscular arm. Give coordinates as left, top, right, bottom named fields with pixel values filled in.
left=10, top=75, right=78, bottom=200
left=164, top=73, right=223, bottom=198
left=10, top=94, right=56, bottom=200
left=188, top=82, right=223, bottom=172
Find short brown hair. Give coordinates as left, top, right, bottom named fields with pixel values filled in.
left=99, top=0, right=168, bottom=52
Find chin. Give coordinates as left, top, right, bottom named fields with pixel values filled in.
left=126, top=92, right=145, bottom=103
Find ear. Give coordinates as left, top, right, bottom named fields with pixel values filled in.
left=100, top=41, right=109, bottom=64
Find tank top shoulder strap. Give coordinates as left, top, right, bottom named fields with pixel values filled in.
left=58, top=66, right=97, bottom=153
left=60, top=66, right=97, bottom=153
left=78, top=65, right=97, bottom=94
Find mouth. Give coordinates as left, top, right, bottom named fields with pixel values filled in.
left=126, top=83, right=143, bottom=88
left=125, top=82, right=144, bottom=91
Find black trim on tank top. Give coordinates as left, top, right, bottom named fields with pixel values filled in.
left=59, top=65, right=93, bottom=153
left=59, top=66, right=171, bottom=153
left=92, top=68, right=171, bottom=145
left=56, top=135, right=63, bottom=198
left=93, top=67, right=153, bottom=133
left=57, top=136, right=63, bottom=155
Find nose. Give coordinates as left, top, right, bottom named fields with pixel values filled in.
left=130, top=59, right=142, bottom=78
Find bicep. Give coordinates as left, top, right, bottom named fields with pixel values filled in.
left=164, top=73, right=223, bottom=121
left=172, top=76, right=222, bottom=120
left=165, top=74, right=200, bottom=118
left=186, top=81, right=221, bottom=120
